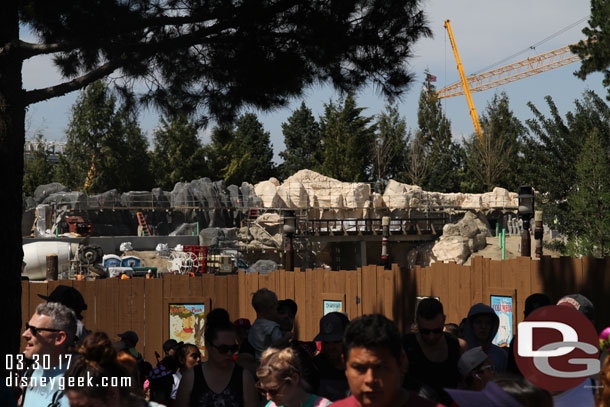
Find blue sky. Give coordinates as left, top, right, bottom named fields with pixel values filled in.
left=23, top=0, right=605, bottom=162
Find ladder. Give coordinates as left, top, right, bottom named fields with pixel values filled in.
left=136, top=212, right=151, bottom=236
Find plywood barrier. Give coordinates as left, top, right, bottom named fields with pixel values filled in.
left=20, top=256, right=610, bottom=363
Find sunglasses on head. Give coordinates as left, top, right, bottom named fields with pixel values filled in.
left=419, top=328, right=443, bottom=335
left=25, top=322, right=62, bottom=336
left=212, top=343, right=239, bottom=354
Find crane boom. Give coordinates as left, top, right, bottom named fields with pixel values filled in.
left=443, top=20, right=483, bottom=139
left=436, top=44, right=581, bottom=99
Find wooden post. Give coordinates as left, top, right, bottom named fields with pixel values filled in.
left=46, top=254, right=58, bottom=281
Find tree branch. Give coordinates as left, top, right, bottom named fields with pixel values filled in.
left=23, top=61, right=121, bottom=105
left=18, top=40, right=77, bottom=60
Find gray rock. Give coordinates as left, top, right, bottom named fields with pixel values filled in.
left=247, top=259, right=278, bottom=274
left=169, top=222, right=199, bottom=236
left=34, top=182, right=67, bottom=204
left=473, top=232, right=487, bottom=251
left=152, top=188, right=171, bottom=208
left=170, top=182, right=196, bottom=208
left=240, top=182, right=261, bottom=208
left=199, top=227, right=223, bottom=246
left=227, top=185, right=241, bottom=208
left=458, top=212, right=480, bottom=238
left=121, top=191, right=153, bottom=208
left=43, top=191, right=88, bottom=210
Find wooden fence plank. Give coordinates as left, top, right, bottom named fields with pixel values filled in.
left=245, top=272, right=259, bottom=323
left=84, top=280, right=97, bottom=331
left=294, top=269, right=306, bottom=340
left=362, top=265, right=377, bottom=315
left=117, top=279, right=133, bottom=341
left=238, top=271, right=248, bottom=318
left=214, top=275, right=228, bottom=311
left=144, top=278, right=163, bottom=363
left=285, top=271, right=295, bottom=302
left=226, top=274, right=239, bottom=321
left=28, top=283, right=48, bottom=320
left=131, top=278, right=146, bottom=357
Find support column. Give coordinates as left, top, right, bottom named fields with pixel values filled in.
left=360, top=240, right=367, bottom=268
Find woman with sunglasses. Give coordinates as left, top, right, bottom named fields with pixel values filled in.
left=175, top=310, right=257, bottom=407
left=256, top=347, right=331, bottom=407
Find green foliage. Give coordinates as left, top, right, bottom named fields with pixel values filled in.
left=23, top=134, right=56, bottom=197
left=19, top=0, right=432, bottom=120
left=525, top=91, right=610, bottom=231
left=543, top=239, right=567, bottom=255
left=571, top=0, right=610, bottom=99
left=55, top=81, right=152, bottom=192
left=207, top=114, right=275, bottom=185
left=279, top=102, right=322, bottom=179
left=372, top=101, right=408, bottom=188
left=463, top=92, right=526, bottom=192
left=565, top=130, right=610, bottom=257
left=415, top=78, right=462, bottom=192
left=319, top=94, right=376, bottom=182
left=150, top=113, right=208, bottom=190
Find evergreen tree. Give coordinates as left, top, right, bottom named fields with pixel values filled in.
left=525, top=90, right=610, bottom=232
left=23, top=134, right=56, bottom=197
left=464, top=92, right=526, bottom=192
left=372, top=101, right=408, bottom=188
left=56, top=81, right=151, bottom=192
left=279, top=102, right=322, bottom=179
left=405, top=130, right=430, bottom=186
left=416, top=76, right=462, bottom=192
left=566, top=130, right=610, bottom=257
left=150, top=113, right=208, bottom=190
left=320, top=94, right=376, bottom=182
left=211, top=113, right=275, bottom=185
left=571, top=1, right=610, bottom=99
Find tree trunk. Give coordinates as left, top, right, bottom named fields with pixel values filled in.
left=0, top=3, right=24, bottom=378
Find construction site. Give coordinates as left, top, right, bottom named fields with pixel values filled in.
left=20, top=19, right=578, bottom=282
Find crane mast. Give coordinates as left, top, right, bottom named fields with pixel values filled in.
left=444, top=20, right=483, bottom=139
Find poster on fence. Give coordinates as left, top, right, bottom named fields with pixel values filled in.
left=169, top=303, right=206, bottom=355
left=323, top=300, right=343, bottom=315
left=490, top=295, right=513, bottom=347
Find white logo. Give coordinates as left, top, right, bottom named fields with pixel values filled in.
left=517, top=321, right=600, bottom=378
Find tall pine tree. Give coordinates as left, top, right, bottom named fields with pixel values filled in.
left=320, top=94, right=376, bottom=182
left=150, top=112, right=208, bottom=190
left=372, top=101, right=408, bottom=188
left=415, top=76, right=462, bottom=192
left=279, top=102, right=322, bottom=179
left=56, top=81, right=152, bottom=192
left=566, top=130, right=610, bottom=257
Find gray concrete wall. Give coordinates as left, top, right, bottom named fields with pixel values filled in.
left=23, top=235, right=200, bottom=254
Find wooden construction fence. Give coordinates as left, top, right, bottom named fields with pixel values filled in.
left=21, top=255, right=610, bottom=363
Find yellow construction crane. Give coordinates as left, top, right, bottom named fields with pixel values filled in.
left=440, top=19, right=582, bottom=139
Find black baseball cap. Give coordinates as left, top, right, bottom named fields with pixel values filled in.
left=39, top=285, right=87, bottom=318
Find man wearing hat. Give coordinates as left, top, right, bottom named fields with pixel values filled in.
left=457, top=347, right=496, bottom=391
left=38, top=285, right=89, bottom=343
left=314, top=312, right=350, bottom=401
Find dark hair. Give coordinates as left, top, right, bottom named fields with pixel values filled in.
left=524, top=293, right=551, bottom=318
left=278, top=299, right=298, bottom=316
left=494, top=375, right=553, bottom=407
left=65, top=332, right=130, bottom=400
left=343, top=314, right=402, bottom=362
left=204, top=308, right=235, bottom=344
left=175, top=343, right=199, bottom=369
left=416, top=298, right=444, bottom=320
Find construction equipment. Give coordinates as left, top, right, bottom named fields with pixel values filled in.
left=136, top=212, right=151, bottom=236
left=440, top=20, right=582, bottom=138
left=63, top=215, right=93, bottom=236
left=444, top=20, right=483, bottom=139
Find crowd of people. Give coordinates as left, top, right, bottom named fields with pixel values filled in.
left=3, top=284, right=610, bottom=407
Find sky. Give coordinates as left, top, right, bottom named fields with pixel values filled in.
left=22, top=0, right=606, bottom=163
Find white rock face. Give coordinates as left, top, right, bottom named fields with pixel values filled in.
left=253, top=170, right=518, bottom=211
left=276, top=181, right=308, bottom=208
left=432, top=236, right=471, bottom=264
left=254, top=180, right=283, bottom=208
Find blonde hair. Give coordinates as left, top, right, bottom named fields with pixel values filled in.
left=257, top=347, right=301, bottom=383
